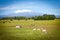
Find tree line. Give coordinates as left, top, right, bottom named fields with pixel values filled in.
left=0, top=14, right=56, bottom=20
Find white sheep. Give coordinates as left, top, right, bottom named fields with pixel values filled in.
left=41, top=28, right=47, bottom=34
left=33, top=28, right=36, bottom=30
left=16, top=25, right=20, bottom=28
left=42, top=29, right=46, bottom=32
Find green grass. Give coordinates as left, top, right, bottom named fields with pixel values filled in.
left=0, top=28, right=60, bottom=40
left=0, top=19, right=60, bottom=40
left=0, top=19, right=60, bottom=27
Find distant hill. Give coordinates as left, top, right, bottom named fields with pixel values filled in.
left=0, top=12, right=60, bottom=18
left=0, top=12, right=43, bottom=17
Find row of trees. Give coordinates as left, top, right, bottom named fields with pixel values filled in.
left=33, top=14, right=56, bottom=20
left=0, top=14, right=56, bottom=20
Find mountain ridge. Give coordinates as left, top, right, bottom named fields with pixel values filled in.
left=0, top=12, right=60, bottom=18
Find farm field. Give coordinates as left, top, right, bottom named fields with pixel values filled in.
left=0, top=19, right=60, bottom=40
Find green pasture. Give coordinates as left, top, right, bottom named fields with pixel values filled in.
left=0, top=19, right=60, bottom=27
left=0, top=19, right=60, bottom=40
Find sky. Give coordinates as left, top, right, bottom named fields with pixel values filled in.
left=0, top=0, right=60, bottom=16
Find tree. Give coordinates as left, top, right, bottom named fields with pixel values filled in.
left=43, top=14, right=56, bottom=20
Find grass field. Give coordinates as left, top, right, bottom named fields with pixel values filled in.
left=0, top=19, right=60, bottom=40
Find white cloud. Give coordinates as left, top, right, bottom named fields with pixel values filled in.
left=0, top=6, right=16, bottom=10
left=15, top=9, right=32, bottom=13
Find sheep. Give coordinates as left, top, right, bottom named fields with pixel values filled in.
left=16, top=25, right=22, bottom=28
left=16, top=25, right=20, bottom=28
left=41, top=28, right=47, bottom=34
left=33, top=28, right=36, bottom=30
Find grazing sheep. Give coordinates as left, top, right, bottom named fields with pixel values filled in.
left=16, top=25, right=20, bottom=28
left=41, top=28, right=47, bottom=34
left=16, top=25, right=22, bottom=28
left=42, top=29, right=46, bottom=32
left=33, top=28, right=36, bottom=30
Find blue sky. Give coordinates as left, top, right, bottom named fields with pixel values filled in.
left=0, top=0, right=60, bottom=16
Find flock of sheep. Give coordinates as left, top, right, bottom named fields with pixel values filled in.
left=33, top=28, right=47, bottom=34
left=16, top=25, right=47, bottom=34
left=0, top=20, right=47, bottom=34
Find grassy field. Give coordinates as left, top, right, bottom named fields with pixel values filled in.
left=0, top=19, right=60, bottom=40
